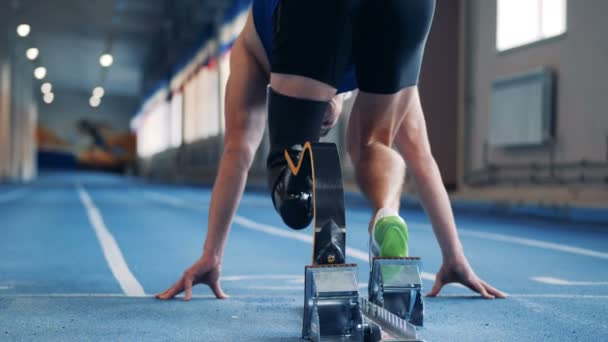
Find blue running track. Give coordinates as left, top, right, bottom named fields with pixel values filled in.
left=1, top=172, right=607, bottom=341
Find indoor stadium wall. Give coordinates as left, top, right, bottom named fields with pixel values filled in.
left=463, top=0, right=608, bottom=190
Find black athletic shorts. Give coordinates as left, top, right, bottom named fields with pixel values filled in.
left=271, top=0, right=436, bottom=94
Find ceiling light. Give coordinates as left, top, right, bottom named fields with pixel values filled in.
left=99, top=54, right=113, bottom=67
left=93, top=86, right=105, bottom=98
left=43, top=92, right=54, bottom=104
left=17, top=24, right=31, bottom=37
left=26, top=48, right=39, bottom=60
left=34, top=66, right=47, bottom=80
left=89, top=96, right=101, bottom=108
left=41, top=82, right=52, bottom=94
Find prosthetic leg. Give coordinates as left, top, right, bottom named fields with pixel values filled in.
left=266, top=88, right=327, bottom=230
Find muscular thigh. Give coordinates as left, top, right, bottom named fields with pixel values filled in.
left=348, top=88, right=420, bottom=150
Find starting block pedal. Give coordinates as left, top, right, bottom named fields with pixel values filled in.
left=302, top=264, right=424, bottom=342
left=302, top=264, right=364, bottom=341
left=368, top=257, right=424, bottom=327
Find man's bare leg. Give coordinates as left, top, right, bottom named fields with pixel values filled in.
left=347, top=87, right=417, bottom=227
left=349, top=87, right=507, bottom=298
left=347, top=87, right=419, bottom=258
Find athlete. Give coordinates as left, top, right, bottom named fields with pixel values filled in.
left=156, top=0, right=506, bottom=301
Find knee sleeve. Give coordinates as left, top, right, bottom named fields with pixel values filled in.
left=266, top=88, right=328, bottom=229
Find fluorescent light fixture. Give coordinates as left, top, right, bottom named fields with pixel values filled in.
left=43, top=92, right=54, bottom=104
left=41, top=82, right=52, bottom=94
left=17, top=24, right=31, bottom=37
left=26, top=48, right=39, bottom=60
left=93, top=86, right=105, bottom=98
left=89, top=96, right=101, bottom=108
left=34, top=66, right=47, bottom=80
left=99, top=54, right=114, bottom=67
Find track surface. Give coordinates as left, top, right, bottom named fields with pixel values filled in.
left=1, top=172, right=607, bottom=341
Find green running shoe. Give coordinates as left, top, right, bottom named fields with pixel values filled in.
left=369, top=209, right=409, bottom=264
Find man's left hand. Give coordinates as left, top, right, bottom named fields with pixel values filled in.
left=426, top=259, right=507, bottom=299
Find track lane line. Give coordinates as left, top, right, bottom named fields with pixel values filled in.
left=457, top=229, right=608, bottom=260
left=0, top=188, right=27, bottom=203
left=143, top=191, right=441, bottom=284
left=232, top=216, right=440, bottom=283
left=350, top=213, right=608, bottom=260
left=221, top=275, right=302, bottom=281
left=2, top=293, right=608, bottom=299
left=531, top=276, right=608, bottom=286
left=77, top=185, right=145, bottom=297
left=148, top=190, right=608, bottom=260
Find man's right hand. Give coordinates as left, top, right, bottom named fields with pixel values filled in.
left=155, top=256, right=228, bottom=301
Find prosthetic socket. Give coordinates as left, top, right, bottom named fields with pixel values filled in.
left=266, top=88, right=328, bottom=229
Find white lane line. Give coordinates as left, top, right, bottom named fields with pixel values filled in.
left=1, top=293, right=132, bottom=298
left=2, top=293, right=608, bottom=300
left=144, top=191, right=452, bottom=287
left=0, top=188, right=27, bottom=203
left=531, top=276, right=608, bottom=286
left=352, top=213, right=608, bottom=260
left=457, top=229, right=608, bottom=260
left=234, top=214, right=434, bottom=281
left=150, top=190, right=608, bottom=261
left=77, top=185, right=145, bottom=297
left=142, top=191, right=271, bottom=208
left=246, top=283, right=369, bottom=291
left=142, top=191, right=191, bottom=207
left=510, top=294, right=608, bottom=299
left=431, top=293, right=608, bottom=299
left=221, top=275, right=303, bottom=282
left=232, top=216, right=313, bottom=244
left=233, top=214, right=456, bottom=286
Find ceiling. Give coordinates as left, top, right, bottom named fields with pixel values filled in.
left=4, top=0, right=237, bottom=99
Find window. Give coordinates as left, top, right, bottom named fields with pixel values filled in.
left=183, top=65, right=222, bottom=143
left=218, top=51, right=231, bottom=133
left=496, top=0, right=567, bottom=51
left=183, top=73, right=202, bottom=143
left=137, top=101, right=171, bottom=158
left=170, top=92, right=183, bottom=148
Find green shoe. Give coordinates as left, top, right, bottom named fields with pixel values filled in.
left=369, top=210, right=409, bottom=264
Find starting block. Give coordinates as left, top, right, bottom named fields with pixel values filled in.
left=302, top=264, right=364, bottom=341
left=369, top=257, right=424, bottom=327
left=302, top=264, right=424, bottom=342
left=290, top=142, right=425, bottom=341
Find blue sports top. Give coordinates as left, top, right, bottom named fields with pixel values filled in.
left=251, top=0, right=358, bottom=94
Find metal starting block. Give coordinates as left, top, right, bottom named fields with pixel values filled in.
left=302, top=264, right=364, bottom=341
left=368, top=257, right=424, bottom=327
left=303, top=263, right=424, bottom=341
